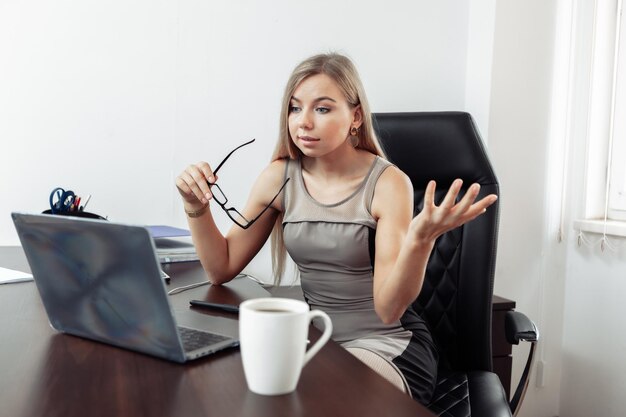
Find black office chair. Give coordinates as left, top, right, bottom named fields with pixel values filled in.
left=373, top=112, right=538, bottom=417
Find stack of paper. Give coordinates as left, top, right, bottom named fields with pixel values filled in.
left=0, top=266, right=34, bottom=285
left=147, top=225, right=199, bottom=264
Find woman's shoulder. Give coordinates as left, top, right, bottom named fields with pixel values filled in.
left=371, top=161, right=413, bottom=219
left=376, top=159, right=410, bottom=189
left=256, top=158, right=293, bottom=187
left=265, top=158, right=290, bottom=176
left=248, top=158, right=294, bottom=211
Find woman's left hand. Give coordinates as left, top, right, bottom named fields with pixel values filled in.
left=408, top=179, right=498, bottom=244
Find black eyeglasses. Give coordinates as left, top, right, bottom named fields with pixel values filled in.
left=209, top=139, right=289, bottom=229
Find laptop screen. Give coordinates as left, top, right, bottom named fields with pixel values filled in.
left=12, top=213, right=187, bottom=361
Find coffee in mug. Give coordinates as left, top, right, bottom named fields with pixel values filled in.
left=239, top=297, right=332, bottom=395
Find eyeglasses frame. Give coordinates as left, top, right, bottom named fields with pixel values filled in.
left=208, top=139, right=289, bottom=229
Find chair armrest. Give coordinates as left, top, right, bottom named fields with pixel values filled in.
left=505, top=310, right=539, bottom=344
left=467, top=372, right=513, bottom=417
left=504, top=311, right=539, bottom=416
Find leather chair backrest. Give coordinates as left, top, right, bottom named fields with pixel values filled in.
left=373, top=112, right=500, bottom=372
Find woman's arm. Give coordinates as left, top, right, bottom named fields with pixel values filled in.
left=371, top=168, right=497, bottom=324
left=175, top=159, right=287, bottom=285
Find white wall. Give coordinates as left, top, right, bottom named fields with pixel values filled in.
left=465, top=0, right=496, bottom=142
left=1, top=0, right=473, bottom=281
left=487, top=1, right=563, bottom=416
left=560, top=243, right=626, bottom=417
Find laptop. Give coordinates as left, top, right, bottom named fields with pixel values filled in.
left=11, top=212, right=239, bottom=363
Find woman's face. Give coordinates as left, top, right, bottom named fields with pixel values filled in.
left=288, top=73, right=361, bottom=158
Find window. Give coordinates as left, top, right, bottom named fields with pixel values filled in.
left=609, top=3, right=626, bottom=220
left=572, top=0, right=626, bottom=240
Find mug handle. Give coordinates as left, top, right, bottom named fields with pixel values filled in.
left=302, top=310, right=333, bottom=367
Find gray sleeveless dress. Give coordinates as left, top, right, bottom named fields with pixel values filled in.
left=282, top=156, right=438, bottom=404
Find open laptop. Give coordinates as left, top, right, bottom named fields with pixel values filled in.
left=11, top=212, right=239, bottom=363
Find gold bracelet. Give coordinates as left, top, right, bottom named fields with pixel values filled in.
left=185, top=203, right=209, bottom=218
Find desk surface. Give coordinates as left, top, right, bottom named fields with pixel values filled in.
left=0, top=246, right=435, bottom=417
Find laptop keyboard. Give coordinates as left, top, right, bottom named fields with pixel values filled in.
left=178, top=326, right=230, bottom=352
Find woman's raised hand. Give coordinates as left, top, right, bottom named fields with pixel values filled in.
left=408, top=179, right=498, bottom=244
left=175, top=162, right=219, bottom=209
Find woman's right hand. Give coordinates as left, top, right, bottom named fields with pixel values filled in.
left=175, top=162, right=219, bottom=210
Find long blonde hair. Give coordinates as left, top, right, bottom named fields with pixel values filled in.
left=270, top=52, right=386, bottom=285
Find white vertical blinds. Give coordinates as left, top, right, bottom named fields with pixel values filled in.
left=608, top=0, right=626, bottom=220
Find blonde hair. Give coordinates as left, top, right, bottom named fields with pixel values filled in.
left=270, top=52, right=386, bottom=285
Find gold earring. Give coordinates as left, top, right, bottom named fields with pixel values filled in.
left=349, top=127, right=359, bottom=147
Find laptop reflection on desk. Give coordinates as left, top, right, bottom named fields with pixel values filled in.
left=11, top=212, right=239, bottom=363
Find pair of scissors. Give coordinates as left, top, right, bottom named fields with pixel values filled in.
left=49, top=187, right=76, bottom=214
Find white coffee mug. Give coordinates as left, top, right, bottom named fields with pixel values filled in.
left=239, top=297, right=333, bottom=395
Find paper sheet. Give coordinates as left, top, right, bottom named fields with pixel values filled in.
left=0, top=266, right=33, bottom=285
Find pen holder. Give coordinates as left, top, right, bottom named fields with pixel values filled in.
left=42, top=209, right=107, bottom=220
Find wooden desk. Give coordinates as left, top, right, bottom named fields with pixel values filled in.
left=0, top=247, right=435, bottom=417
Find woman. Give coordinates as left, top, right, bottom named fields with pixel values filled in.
left=176, top=53, right=497, bottom=404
